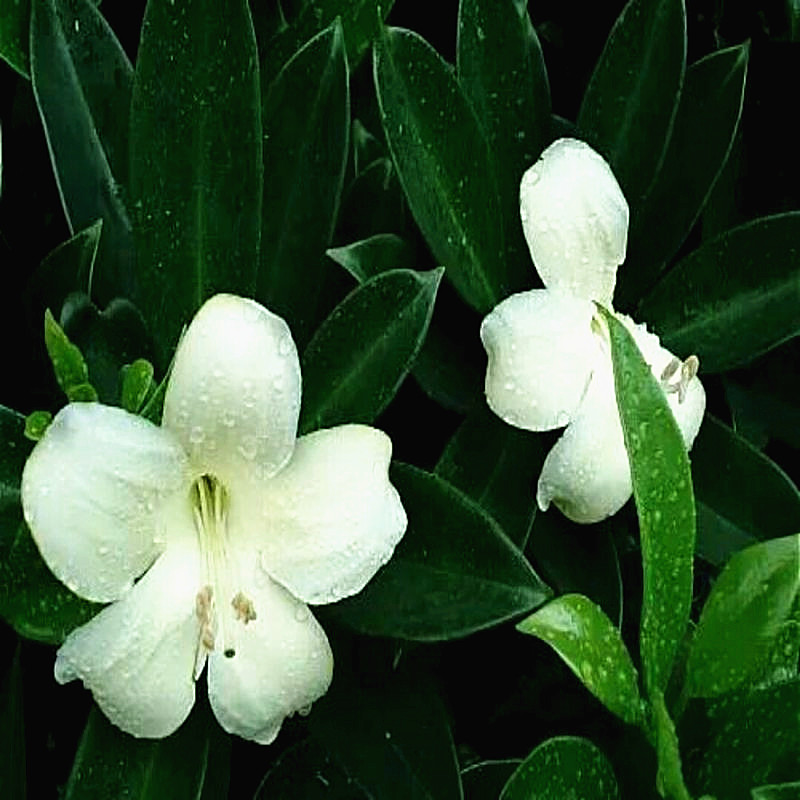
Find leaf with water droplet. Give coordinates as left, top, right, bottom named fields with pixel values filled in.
left=43, top=308, right=98, bottom=402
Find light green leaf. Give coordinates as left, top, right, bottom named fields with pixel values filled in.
left=640, top=212, right=800, bottom=373
left=43, top=307, right=97, bottom=402
left=120, top=359, right=155, bottom=414
left=518, top=593, right=645, bottom=725
left=24, top=410, right=52, bottom=441
left=603, top=309, right=695, bottom=696
left=652, top=691, right=692, bottom=800
left=130, top=0, right=262, bottom=361
left=500, top=736, right=620, bottom=800
left=300, top=268, right=443, bottom=432
left=375, top=26, right=509, bottom=312
left=327, top=233, right=415, bottom=284
left=578, top=0, right=686, bottom=207
left=686, top=535, right=800, bottom=698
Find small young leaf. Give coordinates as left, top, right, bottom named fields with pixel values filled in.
left=300, top=268, right=443, bottom=432
left=43, top=308, right=97, bottom=401
left=120, top=359, right=155, bottom=414
left=603, top=309, right=695, bottom=696
left=686, top=535, right=800, bottom=698
left=517, top=593, right=645, bottom=725
left=500, top=736, right=620, bottom=800
left=24, top=410, right=53, bottom=441
left=327, top=233, right=415, bottom=284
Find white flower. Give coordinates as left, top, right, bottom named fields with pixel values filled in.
left=21, top=294, right=407, bottom=743
left=480, top=138, right=705, bottom=524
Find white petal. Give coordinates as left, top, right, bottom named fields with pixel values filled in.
left=54, top=534, right=202, bottom=739
left=21, top=403, right=188, bottom=603
left=253, top=425, right=406, bottom=605
left=520, top=138, right=628, bottom=305
left=207, top=564, right=333, bottom=745
left=163, top=294, right=301, bottom=489
left=481, top=290, right=602, bottom=431
left=537, top=362, right=633, bottom=523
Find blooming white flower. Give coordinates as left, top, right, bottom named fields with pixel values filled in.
left=21, top=294, right=407, bottom=743
left=480, top=138, right=705, bottom=524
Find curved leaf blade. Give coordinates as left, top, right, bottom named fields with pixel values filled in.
left=327, top=233, right=415, bottom=284
left=1, top=0, right=30, bottom=76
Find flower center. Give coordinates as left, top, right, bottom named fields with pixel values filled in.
left=659, top=355, right=699, bottom=403
left=190, top=474, right=256, bottom=675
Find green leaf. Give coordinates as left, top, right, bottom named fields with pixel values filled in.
left=327, top=233, right=415, bottom=284
left=692, top=416, right=800, bottom=566
left=752, top=782, right=800, bottom=800
left=457, top=0, right=551, bottom=287
left=639, top=212, right=800, bottom=373
left=652, top=691, right=692, bottom=800
left=621, top=44, right=749, bottom=305
left=30, top=0, right=134, bottom=301
left=0, top=406, right=30, bottom=514
left=24, top=410, right=52, bottom=441
left=64, top=703, right=225, bottom=800
left=685, top=535, right=800, bottom=698
left=43, top=307, right=98, bottom=402
left=309, top=672, right=461, bottom=800
left=603, top=309, right=695, bottom=696
left=461, top=760, right=520, bottom=800
left=258, top=20, right=349, bottom=346
left=517, top=593, right=645, bottom=725
left=435, top=401, right=543, bottom=548
left=330, top=463, right=551, bottom=640
left=130, top=0, right=262, bottom=361
left=0, top=0, right=30, bottom=76
left=500, top=736, right=620, bottom=800
left=0, top=644, right=25, bottom=800
left=300, top=268, right=443, bottom=432
left=375, top=26, right=509, bottom=312
left=120, top=359, right=155, bottom=414
left=577, top=0, right=686, bottom=207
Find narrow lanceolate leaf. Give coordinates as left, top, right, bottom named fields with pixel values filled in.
left=518, top=594, right=645, bottom=725
left=692, top=416, right=800, bottom=566
left=640, top=213, right=800, bottom=373
left=577, top=0, right=686, bottom=207
left=435, top=401, right=543, bottom=548
left=603, top=309, right=695, bottom=696
left=130, top=0, right=261, bottom=361
left=330, top=463, right=551, bottom=640
left=0, top=0, right=30, bottom=76
left=44, top=308, right=98, bottom=402
left=258, top=20, right=349, bottom=347
left=375, top=26, right=507, bottom=313
left=327, top=233, right=415, bottom=284
left=31, top=0, right=134, bottom=301
left=685, top=535, right=800, bottom=698
left=652, top=691, right=692, bottom=800
left=500, top=736, right=620, bottom=800
left=621, top=44, right=749, bottom=303
left=457, top=0, right=551, bottom=288
left=300, top=268, right=443, bottom=432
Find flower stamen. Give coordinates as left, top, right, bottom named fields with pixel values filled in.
left=659, top=355, right=699, bottom=404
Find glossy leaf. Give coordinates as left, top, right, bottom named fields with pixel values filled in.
left=0, top=644, right=25, bottom=799
left=604, top=309, right=695, bottom=696
left=120, top=359, right=155, bottom=414
left=640, top=212, right=800, bottom=373
left=500, top=736, right=619, bottom=800
left=130, top=0, right=261, bottom=360
left=31, top=0, right=134, bottom=301
left=461, top=760, right=520, bottom=800
left=327, top=233, right=415, bottom=284
left=309, top=673, right=461, bottom=800
left=652, top=691, right=692, bottom=800
left=44, top=308, right=97, bottom=402
left=752, top=782, right=800, bottom=799
left=686, top=535, right=800, bottom=698
left=0, top=406, right=30, bottom=515
left=24, top=410, right=52, bottom=441
left=577, top=0, right=686, bottom=206
left=330, top=463, right=551, bottom=640
left=0, top=0, right=29, bottom=76
left=622, top=44, right=748, bottom=304
left=259, top=20, right=349, bottom=347
left=375, top=26, right=507, bottom=312
left=692, top=416, right=800, bottom=566
left=435, top=401, right=543, bottom=548
left=518, top=594, right=645, bottom=725
left=300, top=268, right=443, bottom=432
left=457, top=0, right=551, bottom=286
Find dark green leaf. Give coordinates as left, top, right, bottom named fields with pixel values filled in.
left=375, top=26, right=509, bottom=312
left=330, top=463, right=551, bottom=640
left=461, top=760, right=520, bottom=800
left=652, top=691, right=692, bottom=800
left=351, top=118, right=385, bottom=176
left=752, top=782, right=800, bottom=800
left=120, top=359, right=155, bottom=414
left=692, top=416, right=800, bottom=566
left=24, top=410, right=52, bottom=441
left=300, top=268, right=443, bottom=432
left=130, top=0, right=261, bottom=360
left=500, top=736, right=619, bottom=800
left=577, top=0, right=686, bottom=207
left=0, top=644, right=25, bottom=800
left=44, top=307, right=97, bottom=401
left=686, top=535, right=800, bottom=698
left=518, top=594, right=645, bottom=725
left=640, top=212, right=800, bottom=373
left=30, top=0, right=135, bottom=301
left=457, top=0, right=550, bottom=288
left=435, top=401, right=542, bottom=548
left=327, top=233, right=415, bottom=284
left=621, top=44, right=749, bottom=305
left=1, top=0, right=29, bottom=76
left=258, top=20, right=349, bottom=347
left=309, top=672, right=461, bottom=800
left=604, top=309, right=695, bottom=696
left=0, top=406, right=30, bottom=514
